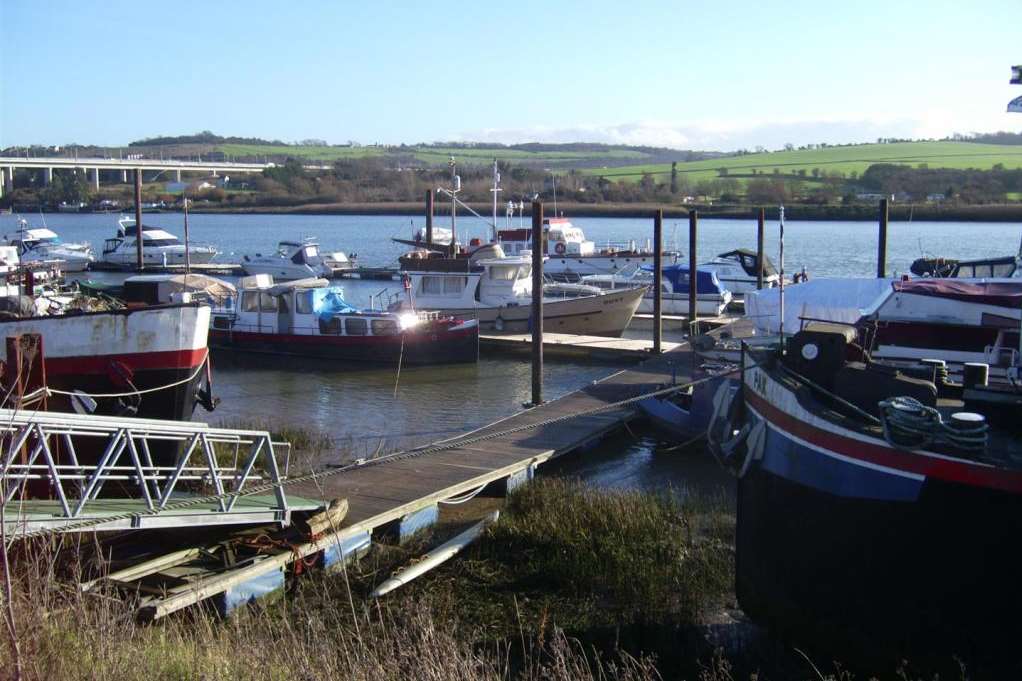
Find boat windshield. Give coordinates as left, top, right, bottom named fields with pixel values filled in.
left=489, top=264, right=531, bottom=280
left=140, top=237, right=180, bottom=247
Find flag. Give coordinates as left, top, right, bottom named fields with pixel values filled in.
left=1009, top=95, right=1022, bottom=114
left=1012, top=65, right=1022, bottom=85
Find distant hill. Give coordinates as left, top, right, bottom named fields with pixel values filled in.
left=583, top=141, right=1022, bottom=184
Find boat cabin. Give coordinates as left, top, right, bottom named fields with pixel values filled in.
left=214, top=278, right=410, bottom=338
left=948, top=256, right=1020, bottom=279
left=399, top=247, right=536, bottom=309
left=496, top=218, right=595, bottom=257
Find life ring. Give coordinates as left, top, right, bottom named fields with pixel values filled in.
left=554, top=242, right=566, bottom=255
left=705, top=381, right=763, bottom=476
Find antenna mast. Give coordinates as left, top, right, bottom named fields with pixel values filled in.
left=778, top=205, right=786, bottom=351
left=490, top=159, right=501, bottom=243
left=449, top=157, right=460, bottom=248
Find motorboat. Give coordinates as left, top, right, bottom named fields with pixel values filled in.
left=392, top=244, right=645, bottom=337
left=101, top=216, right=218, bottom=267
left=492, top=217, right=679, bottom=281
left=210, top=275, right=478, bottom=365
left=700, top=249, right=780, bottom=296
left=241, top=239, right=332, bottom=280
left=713, top=324, right=1022, bottom=656
left=583, top=264, right=733, bottom=316
left=5, top=219, right=94, bottom=272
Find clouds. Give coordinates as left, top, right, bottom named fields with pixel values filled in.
left=458, top=112, right=1020, bottom=152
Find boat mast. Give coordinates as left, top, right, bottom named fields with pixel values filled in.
left=778, top=205, right=785, bottom=351
left=490, top=159, right=501, bottom=243
left=183, top=194, right=191, bottom=280
left=449, top=157, right=460, bottom=249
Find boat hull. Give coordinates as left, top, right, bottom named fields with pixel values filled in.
left=101, top=249, right=217, bottom=267
left=737, top=363, right=1022, bottom=657
left=210, top=321, right=479, bottom=365
left=405, top=287, right=645, bottom=337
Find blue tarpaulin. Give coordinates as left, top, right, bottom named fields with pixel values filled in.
left=312, top=287, right=357, bottom=319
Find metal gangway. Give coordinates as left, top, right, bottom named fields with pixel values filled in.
left=0, top=409, right=323, bottom=536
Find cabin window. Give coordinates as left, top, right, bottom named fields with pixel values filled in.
left=992, top=263, right=1016, bottom=277
left=296, top=291, right=314, bottom=314
left=318, top=317, right=342, bottom=335
left=421, top=276, right=465, bottom=296
left=489, top=265, right=530, bottom=281
left=241, top=292, right=259, bottom=312
left=345, top=318, right=367, bottom=335
left=259, top=292, right=278, bottom=312
left=291, top=250, right=305, bottom=264
left=371, top=319, right=398, bottom=336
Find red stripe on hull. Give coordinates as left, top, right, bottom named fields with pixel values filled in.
left=745, top=384, right=1022, bottom=495
left=44, top=348, right=208, bottom=375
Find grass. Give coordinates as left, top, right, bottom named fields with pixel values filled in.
left=0, top=479, right=728, bottom=680
left=585, top=141, right=1022, bottom=183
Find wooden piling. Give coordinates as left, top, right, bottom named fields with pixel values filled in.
left=134, top=169, right=143, bottom=270
left=877, top=198, right=888, bottom=278
left=756, top=207, right=765, bottom=290
left=688, top=209, right=697, bottom=326
left=425, top=190, right=434, bottom=246
left=531, top=201, right=544, bottom=406
left=652, top=209, right=663, bottom=354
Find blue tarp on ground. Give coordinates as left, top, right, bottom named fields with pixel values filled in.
left=312, top=287, right=357, bottom=319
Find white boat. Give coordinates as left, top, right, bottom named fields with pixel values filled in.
left=583, top=264, right=733, bottom=316
left=392, top=244, right=645, bottom=337
left=6, top=219, right=94, bottom=272
left=700, top=249, right=780, bottom=296
left=240, top=239, right=332, bottom=280
left=101, top=217, right=217, bottom=267
left=323, top=250, right=358, bottom=274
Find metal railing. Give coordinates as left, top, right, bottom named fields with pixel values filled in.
left=0, top=409, right=293, bottom=529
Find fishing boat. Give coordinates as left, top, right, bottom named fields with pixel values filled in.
left=583, top=264, right=733, bottom=316
left=240, top=239, right=332, bottom=280
left=712, top=324, right=1022, bottom=655
left=210, top=276, right=478, bottom=365
left=5, top=218, right=94, bottom=272
left=0, top=303, right=213, bottom=421
left=101, top=216, right=217, bottom=267
left=393, top=244, right=645, bottom=337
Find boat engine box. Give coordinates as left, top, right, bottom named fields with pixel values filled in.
left=784, top=325, right=857, bottom=388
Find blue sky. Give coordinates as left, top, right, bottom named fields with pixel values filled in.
left=1, top=0, right=1020, bottom=150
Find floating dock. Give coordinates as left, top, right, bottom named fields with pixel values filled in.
left=77, top=341, right=703, bottom=619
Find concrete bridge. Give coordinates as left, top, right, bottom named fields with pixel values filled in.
left=0, top=156, right=271, bottom=198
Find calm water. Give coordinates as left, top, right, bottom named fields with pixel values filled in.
left=2, top=211, right=1016, bottom=495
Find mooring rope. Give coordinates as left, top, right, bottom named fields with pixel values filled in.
left=42, top=352, right=210, bottom=400
left=8, top=361, right=744, bottom=541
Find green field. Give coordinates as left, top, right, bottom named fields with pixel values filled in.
left=216, top=142, right=657, bottom=167
left=583, top=142, right=1022, bottom=183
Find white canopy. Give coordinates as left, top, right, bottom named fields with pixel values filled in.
left=745, top=278, right=895, bottom=334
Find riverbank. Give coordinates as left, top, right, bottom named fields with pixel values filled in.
left=11, top=200, right=1022, bottom=222
left=185, top=201, right=1022, bottom=221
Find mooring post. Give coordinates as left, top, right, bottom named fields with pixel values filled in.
left=425, top=189, right=434, bottom=246
left=756, top=207, right=765, bottom=290
left=652, top=209, right=663, bottom=354
left=531, top=201, right=544, bottom=406
left=134, top=168, right=143, bottom=271
left=688, top=209, right=698, bottom=330
left=877, top=198, right=889, bottom=278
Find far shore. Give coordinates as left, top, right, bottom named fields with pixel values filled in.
left=10, top=201, right=1022, bottom=222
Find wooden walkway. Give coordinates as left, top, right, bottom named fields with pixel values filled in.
left=86, top=340, right=707, bottom=618
left=480, top=332, right=681, bottom=359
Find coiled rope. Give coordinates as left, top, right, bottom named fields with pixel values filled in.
left=879, top=396, right=988, bottom=452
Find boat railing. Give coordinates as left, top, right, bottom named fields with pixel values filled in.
left=0, top=409, right=297, bottom=535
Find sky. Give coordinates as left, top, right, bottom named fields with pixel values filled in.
left=1, top=0, right=1020, bottom=151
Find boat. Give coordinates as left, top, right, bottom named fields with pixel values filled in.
left=241, top=239, right=332, bottom=280
left=638, top=361, right=737, bottom=440
left=392, top=244, right=645, bottom=337
left=583, top=264, right=733, bottom=316
left=323, top=249, right=358, bottom=275
left=0, top=302, right=213, bottom=422
left=209, top=275, right=479, bottom=365
left=700, top=249, right=780, bottom=296
left=5, top=218, right=95, bottom=272
left=392, top=226, right=455, bottom=251
left=712, top=323, right=1022, bottom=656
left=100, top=216, right=218, bottom=267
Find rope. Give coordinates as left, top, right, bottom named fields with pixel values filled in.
left=9, top=363, right=744, bottom=541
left=438, top=481, right=489, bottom=505
left=44, top=351, right=210, bottom=399
left=879, top=396, right=988, bottom=452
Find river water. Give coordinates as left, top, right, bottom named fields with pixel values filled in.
left=2, top=212, right=1018, bottom=495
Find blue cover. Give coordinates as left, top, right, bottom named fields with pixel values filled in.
left=642, top=264, right=725, bottom=295
left=312, top=287, right=357, bottom=319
